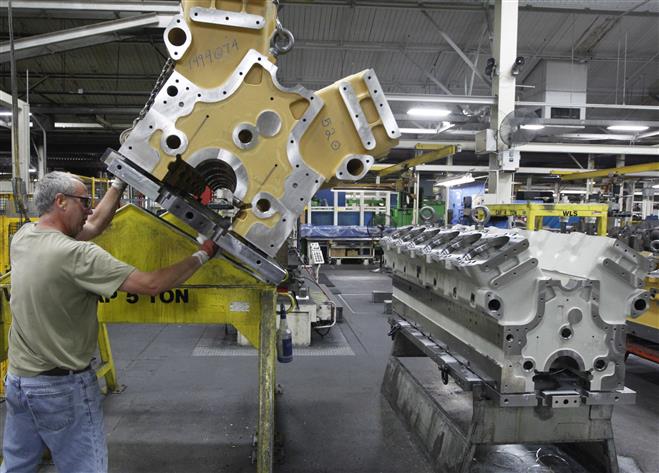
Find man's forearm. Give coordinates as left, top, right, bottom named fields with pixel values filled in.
left=160, top=256, right=204, bottom=290
left=77, top=186, right=123, bottom=240
left=120, top=255, right=205, bottom=296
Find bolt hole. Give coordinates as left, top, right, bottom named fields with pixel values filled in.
left=256, top=198, right=271, bottom=213
left=560, top=327, right=573, bottom=340
left=167, top=27, right=187, bottom=47
left=346, top=158, right=364, bottom=176
left=523, top=361, right=534, bottom=371
left=634, top=299, right=647, bottom=311
left=238, top=129, right=253, bottom=144
left=166, top=135, right=181, bottom=150
left=488, top=299, right=501, bottom=311
left=594, top=359, right=607, bottom=371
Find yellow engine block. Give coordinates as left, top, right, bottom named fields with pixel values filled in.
left=105, top=0, right=399, bottom=284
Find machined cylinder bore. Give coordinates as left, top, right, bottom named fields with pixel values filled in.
left=196, top=159, right=237, bottom=193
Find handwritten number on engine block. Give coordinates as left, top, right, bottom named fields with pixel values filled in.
left=188, top=39, right=240, bottom=69
left=321, top=117, right=341, bottom=151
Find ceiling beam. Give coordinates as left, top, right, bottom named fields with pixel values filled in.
left=554, top=162, right=659, bottom=180
left=420, top=10, right=491, bottom=87
left=4, top=0, right=659, bottom=17
left=516, top=143, right=659, bottom=156
left=8, top=35, right=651, bottom=63
left=0, top=1, right=179, bottom=14
left=0, top=13, right=173, bottom=62
left=398, top=50, right=452, bottom=95
left=374, top=145, right=459, bottom=177
left=416, top=164, right=592, bottom=174
left=397, top=141, right=659, bottom=156
left=573, top=0, right=650, bottom=57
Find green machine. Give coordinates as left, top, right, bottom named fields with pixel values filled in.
left=391, top=199, right=445, bottom=227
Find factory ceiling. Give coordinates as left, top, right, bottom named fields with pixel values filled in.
left=0, top=0, right=657, bottom=177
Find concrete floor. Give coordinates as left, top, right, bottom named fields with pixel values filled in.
left=1, top=266, right=658, bottom=472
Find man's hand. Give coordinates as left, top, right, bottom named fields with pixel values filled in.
left=192, top=239, right=219, bottom=265
left=200, top=239, right=219, bottom=259
left=111, top=178, right=128, bottom=193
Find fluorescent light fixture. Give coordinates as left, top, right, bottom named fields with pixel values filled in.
left=0, top=111, right=32, bottom=116
left=446, top=129, right=479, bottom=135
left=54, top=122, right=103, bottom=129
left=653, top=183, right=659, bottom=189
left=560, top=133, right=634, bottom=141
left=435, top=173, right=475, bottom=187
left=606, top=125, right=649, bottom=132
left=399, top=127, right=438, bottom=135
left=545, top=125, right=585, bottom=129
left=399, top=122, right=453, bottom=135
left=407, top=107, right=451, bottom=118
left=520, top=124, right=544, bottom=130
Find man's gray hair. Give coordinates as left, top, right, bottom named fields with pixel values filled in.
left=34, top=171, right=84, bottom=215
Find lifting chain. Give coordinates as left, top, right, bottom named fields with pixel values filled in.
left=120, top=57, right=175, bottom=144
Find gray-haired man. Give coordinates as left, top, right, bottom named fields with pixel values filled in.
left=1, top=171, right=217, bottom=473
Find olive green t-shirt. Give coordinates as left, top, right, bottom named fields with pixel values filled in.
left=8, top=223, right=135, bottom=377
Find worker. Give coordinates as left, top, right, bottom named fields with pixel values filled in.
left=1, top=171, right=218, bottom=473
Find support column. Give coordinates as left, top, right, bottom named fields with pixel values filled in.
left=586, top=155, right=595, bottom=197
left=257, top=289, right=277, bottom=473
left=488, top=0, right=519, bottom=204
left=0, top=91, right=30, bottom=187
left=616, top=155, right=625, bottom=215
left=37, top=144, right=46, bottom=180
left=412, top=170, right=420, bottom=225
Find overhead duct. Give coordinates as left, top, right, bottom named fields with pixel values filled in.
left=523, top=60, right=588, bottom=120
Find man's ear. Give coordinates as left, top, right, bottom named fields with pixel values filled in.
left=54, top=193, right=67, bottom=210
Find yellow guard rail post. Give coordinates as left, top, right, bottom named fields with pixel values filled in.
left=0, top=204, right=279, bottom=473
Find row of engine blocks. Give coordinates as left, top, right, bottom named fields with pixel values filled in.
left=381, top=225, right=653, bottom=398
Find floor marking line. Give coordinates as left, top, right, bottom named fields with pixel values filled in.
left=337, top=294, right=355, bottom=314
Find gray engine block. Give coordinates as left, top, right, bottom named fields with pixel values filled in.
left=382, top=225, right=653, bottom=398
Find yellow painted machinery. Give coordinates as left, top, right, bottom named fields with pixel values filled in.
left=104, top=0, right=400, bottom=285
left=481, top=203, right=609, bottom=235
left=0, top=205, right=279, bottom=470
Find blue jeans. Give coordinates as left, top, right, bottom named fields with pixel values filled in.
left=1, top=370, right=107, bottom=473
